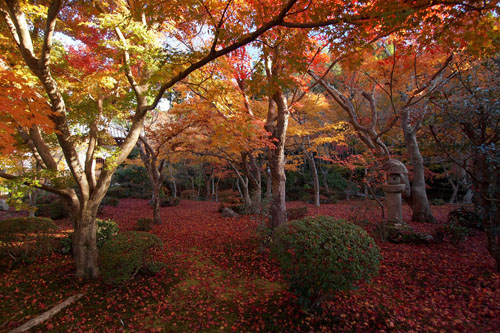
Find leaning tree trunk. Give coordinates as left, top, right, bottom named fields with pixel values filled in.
left=401, top=111, right=435, bottom=223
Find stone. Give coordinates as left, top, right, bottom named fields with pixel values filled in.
left=382, top=159, right=407, bottom=225
left=383, top=159, right=408, bottom=175
left=221, top=207, right=238, bottom=218
left=0, top=199, right=9, bottom=211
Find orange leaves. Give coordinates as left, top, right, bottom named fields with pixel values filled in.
left=0, top=68, right=54, bottom=153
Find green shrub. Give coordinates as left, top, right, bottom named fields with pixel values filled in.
left=435, top=222, right=470, bottom=245
left=180, top=189, right=197, bottom=200
left=448, top=209, right=482, bottom=230
left=101, top=197, right=120, bottom=207
left=107, top=186, right=130, bottom=199
left=137, top=218, right=154, bottom=231
left=271, top=216, right=382, bottom=308
left=287, top=206, right=308, bottom=221
left=34, top=193, right=59, bottom=205
left=96, top=219, right=119, bottom=247
left=160, top=197, right=180, bottom=207
left=112, top=164, right=151, bottom=188
left=431, top=198, right=446, bottom=206
left=58, top=219, right=119, bottom=254
left=0, top=217, right=57, bottom=239
left=35, top=200, right=69, bottom=220
left=0, top=217, right=58, bottom=266
left=100, top=231, right=164, bottom=285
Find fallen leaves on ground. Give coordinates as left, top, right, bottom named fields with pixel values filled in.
left=0, top=199, right=498, bottom=332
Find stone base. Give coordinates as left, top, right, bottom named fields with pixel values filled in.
left=377, top=221, right=433, bottom=244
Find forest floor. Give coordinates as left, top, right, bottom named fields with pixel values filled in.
left=1, top=199, right=499, bottom=332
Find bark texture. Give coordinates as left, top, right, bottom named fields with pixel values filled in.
left=401, top=110, right=435, bottom=223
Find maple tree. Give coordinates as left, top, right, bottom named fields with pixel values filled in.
left=0, top=0, right=317, bottom=277
left=430, top=55, right=500, bottom=271
left=0, top=0, right=497, bottom=279
left=309, top=43, right=454, bottom=223
left=136, top=110, right=195, bottom=225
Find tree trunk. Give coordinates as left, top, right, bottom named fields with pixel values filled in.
left=265, top=92, right=289, bottom=228
left=265, top=167, right=272, bottom=201
left=304, top=150, right=320, bottom=207
left=151, top=180, right=161, bottom=225
left=205, top=173, right=212, bottom=200
left=243, top=153, right=263, bottom=213
left=241, top=177, right=251, bottom=207
left=449, top=182, right=459, bottom=204
left=462, top=187, right=473, bottom=204
left=72, top=200, right=100, bottom=278
left=215, top=177, right=220, bottom=202
left=401, top=111, right=435, bottom=223
left=473, top=152, right=500, bottom=272
left=320, top=166, right=330, bottom=193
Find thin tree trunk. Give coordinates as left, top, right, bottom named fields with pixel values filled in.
left=266, top=167, right=272, bottom=201
left=241, top=177, right=251, bottom=207
left=320, top=166, right=330, bottom=193
left=215, top=177, right=220, bottom=202
left=449, top=182, right=459, bottom=204
left=151, top=180, right=161, bottom=224
left=304, top=150, right=320, bottom=207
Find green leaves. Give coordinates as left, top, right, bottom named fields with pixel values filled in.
left=271, top=216, right=382, bottom=308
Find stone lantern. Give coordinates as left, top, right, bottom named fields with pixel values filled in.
left=382, top=159, right=408, bottom=225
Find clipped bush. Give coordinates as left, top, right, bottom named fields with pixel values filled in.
left=59, top=219, right=119, bottom=254
left=431, top=198, right=446, bottom=206
left=100, top=231, right=164, bottom=285
left=0, top=217, right=58, bottom=266
left=101, top=197, right=120, bottom=207
left=160, top=197, right=180, bottom=207
left=180, top=189, right=198, bottom=200
left=137, top=218, right=154, bottom=231
left=107, top=186, right=130, bottom=199
left=35, top=200, right=69, bottom=220
left=287, top=206, right=308, bottom=221
left=448, top=209, right=482, bottom=230
left=34, top=193, right=59, bottom=205
left=435, top=222, right=471, bottom=245
left=271, top=216, right=382, bottom=308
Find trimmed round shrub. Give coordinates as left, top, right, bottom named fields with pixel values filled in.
left=0, top=217, right=57, bottom=238
left=99, top=231, right=164, bottom=285
left=106, top=186, right=130, bottom=199
left=101, top=197, right=120, bottom=207
left=287, top=206, right=308, bottom=221
left=271, top=216, right=382, bottom=308
left=159, top=197, right=180, bottom=207
left=431, top=198, right=446, bottom=206
left=136, top=218, right=154, bottom=231
left=0, top=217, right=58, bottom=266
left=448, top=209, right=482, bottom=230
left=35, top=200, right=69, bottom=220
